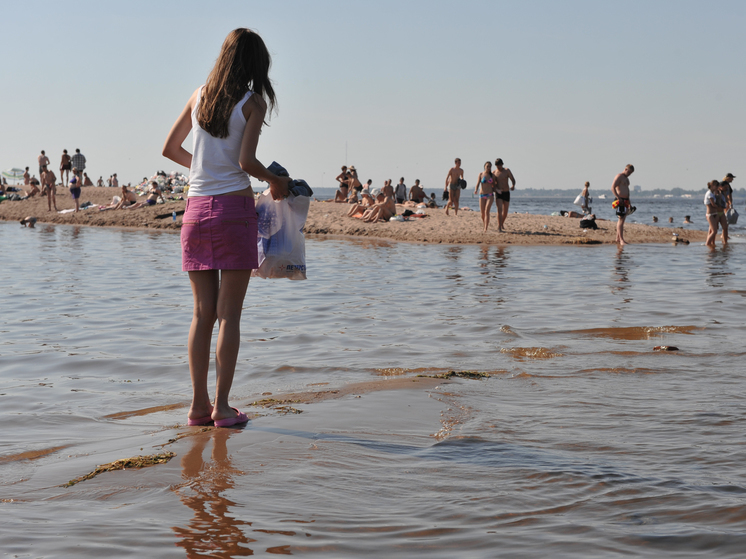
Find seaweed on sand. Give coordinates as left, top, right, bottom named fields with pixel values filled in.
left=63, top=452, right=176, bottom=487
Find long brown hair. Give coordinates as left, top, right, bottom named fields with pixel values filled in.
left=198, top=28, right=277, bottom=138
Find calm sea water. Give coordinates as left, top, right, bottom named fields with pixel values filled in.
left=1, top=221, right=745, bottom=557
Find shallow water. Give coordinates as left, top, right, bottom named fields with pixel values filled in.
left=1, top=222, right=745, bottom=557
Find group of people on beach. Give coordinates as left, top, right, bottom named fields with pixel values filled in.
left=470, top=158, right=516, bottom=232
left=331, top=158, right=518, bottom=229
left=18, top=148, right=92, bottom=212
left=330, top=165, right=439, bottom=222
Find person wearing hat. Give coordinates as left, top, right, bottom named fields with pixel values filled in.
left=347, top=190, right=375, bottom=218
left=348, top=165, right=362, bottom=193
left=722, top=173, right=735, bottom=208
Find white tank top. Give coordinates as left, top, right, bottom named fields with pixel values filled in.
left=188, top=86, right=253, bottom=196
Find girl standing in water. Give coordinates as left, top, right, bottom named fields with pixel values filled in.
left=704, top=180, right=721, bottom=247
left=163, top=28, right=290, bottom=427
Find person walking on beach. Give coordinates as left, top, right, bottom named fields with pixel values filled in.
left=71, top=149, right=86, bottom=187
left=445, top=158, right=464, bottom=216
left=23, top=167, right=30, bottom=185
left=395, top=177, right=407, bottom=204
left=493, top=158, right=515, bottom=232
left=475, top=161, right=495, bottom=232
left=42, top=167, right=58, bottom=211
left=162, top=28, right=291, bottom=428
left=60, top=149, right=72, bottom=186
left=611, top=164, right=635, bottom=245
left=38, top=150, right=50, bottom=178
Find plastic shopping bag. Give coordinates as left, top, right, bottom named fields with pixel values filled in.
left=727, top=207, right=739, bottom=225
left=573, top=194, right=584, bottom=206
left=252, top=189, right=309, bottom=280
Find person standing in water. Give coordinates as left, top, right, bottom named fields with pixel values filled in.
left=611, top=164, right=635, bottom=245
left=493, top=158, right=515, bottom=232
left=704, top=180, right=721, bottom=247
left=162, top=28, right=291, bottom=428
left=445, top=158, right=464, bottom=216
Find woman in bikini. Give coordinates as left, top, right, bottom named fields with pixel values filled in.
left=474, top=161, right=494, bottom=232
left=704, top=180, right=721, bottom=247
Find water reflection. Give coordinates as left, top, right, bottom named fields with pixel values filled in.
left=476, top=246, right=510, bottom=305
left=704, top=245, right=733, bottom=289
left=477, top=246, right=509, bottom=274
left=444, top=245, right=463, bottom=263
left=610, top=246, right=633, bottom=307
left=173, top=429, right=255, bottom=557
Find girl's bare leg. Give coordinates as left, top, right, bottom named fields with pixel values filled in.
left=706, top=215, right=719, bottom=247
left=187, top=270, right=219, bottom=420
left=212, top=270, right=251, bottom=422
left=484, top=197, right=493, bottom=231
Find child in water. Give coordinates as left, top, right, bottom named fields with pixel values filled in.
left=162, top=29, right=291, bottom=427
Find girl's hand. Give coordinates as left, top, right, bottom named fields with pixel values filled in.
left=269, top=175, right=291, bottom=200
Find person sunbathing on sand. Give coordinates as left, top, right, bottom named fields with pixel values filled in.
left=363, top=191, right=396, bottom=223
left=100, top=184, right=138, bottom=210
left=25, top=180, right=41, bottom=198
left=124, top=182, right=165, bottom=209
left=348, top=191, right=374, bottom=217
left=334, top=182, right=349, bottom=202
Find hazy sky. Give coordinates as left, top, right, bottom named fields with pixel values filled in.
left=2, top=0, right=744, bottom=192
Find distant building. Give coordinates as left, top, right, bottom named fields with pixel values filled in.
left=633, top=185, right=642, bottom=193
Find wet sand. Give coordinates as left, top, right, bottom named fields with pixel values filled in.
left=0, top=186, right=706, bottom=244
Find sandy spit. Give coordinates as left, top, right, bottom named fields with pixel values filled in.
left=0, top=187, right=705, bottom=245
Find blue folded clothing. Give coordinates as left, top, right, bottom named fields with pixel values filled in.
left=267, top=161, right=313, bottom=197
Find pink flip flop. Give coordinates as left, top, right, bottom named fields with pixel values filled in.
left=187, top=415, right=214, bottom=426
left=187, top=406, right=214, bottom=426
left=214, top=407, right=249, bottom=428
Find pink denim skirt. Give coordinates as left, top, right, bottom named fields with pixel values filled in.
left=181, top=195, right=258, bottom=271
